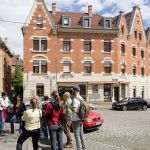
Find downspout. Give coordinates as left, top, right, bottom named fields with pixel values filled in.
left=54, top=25, right=58, bottom=90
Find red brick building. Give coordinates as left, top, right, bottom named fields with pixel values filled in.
left=22, top=0, right=150, bottom=102
left=0, top=38, right=12, bottom=96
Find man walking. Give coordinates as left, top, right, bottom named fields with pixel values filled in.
left=62, top=92, right=73, bottom=148
left=72, top=86, right=86, bottom=150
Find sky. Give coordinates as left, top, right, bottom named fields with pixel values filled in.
left=0, top=0, right=150, bottom=58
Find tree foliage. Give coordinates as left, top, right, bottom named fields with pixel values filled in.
left=12, top=65, right=23, bottom=90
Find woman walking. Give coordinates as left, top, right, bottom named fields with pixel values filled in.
left=44, top=91, right=64, bottom=150
left=0, top=92, right=10, bottom=135
left=16, top=98, right=41, bottom=150
left=10, top=95, right=26, bottom=134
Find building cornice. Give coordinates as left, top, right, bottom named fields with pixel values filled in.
left=57, top=27, right=119, bottom=35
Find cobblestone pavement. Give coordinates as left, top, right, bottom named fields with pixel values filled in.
left=1, top=107, right=150, bottom=150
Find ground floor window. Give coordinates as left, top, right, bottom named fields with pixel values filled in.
left=36, top=84, right=44, bottom=97
left=133, top=86, right=136, bottom=98
left=104, top=84, right=111, bottom=99
left=121, top=84, right=126, bottom=99
left=92, top=84, right=98, bottom=93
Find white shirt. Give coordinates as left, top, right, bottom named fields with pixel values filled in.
left=0, top=97, right=10, bottom=111
left=72, top=95, right=83, bottom=121
left=23, top=108, right=42, bottom=131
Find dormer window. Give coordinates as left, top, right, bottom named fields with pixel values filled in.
left=36, top=17, right=43, bottom=29
left=62, top=16, right=71, bottom=27
left=82, top=17, right=91, bottom=28
left=104, top=18, right=112, bottom=29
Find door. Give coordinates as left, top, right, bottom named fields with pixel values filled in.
left=128, top=98, right=136, bottom=109
left=114, top=87, right=119, bottom=101
left=79, top=84, right=86, bottom=100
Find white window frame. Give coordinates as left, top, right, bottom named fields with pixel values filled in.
left=33, top=59, right=47, bottom=74
left=63, top=61, right=71, bottom=73
left=33, top=37, right=48, bottom=52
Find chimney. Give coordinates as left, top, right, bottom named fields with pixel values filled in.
left=88, top=5, right=92, bottom=16
left=52, top=3, right=56, bottom=15
left=119, top=11, right=124, bottom=15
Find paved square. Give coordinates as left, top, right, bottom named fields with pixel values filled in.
left=0, top=107, right=150, bottom=150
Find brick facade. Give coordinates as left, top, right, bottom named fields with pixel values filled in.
left=0, top=38, right=12, bottom=96
left=22, top=0, right=150, bottom=102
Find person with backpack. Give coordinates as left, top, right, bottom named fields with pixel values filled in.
left=16, top=98, right=41, bottom=150
left=62, top=92, right=73, bottom=148
left=72, top=86, right=88, bottom=150
left=10, top=95, right=26, bottom=134
left=43, top=91, right=64, bottom=150
left=41, top=95, right=50, bottom=139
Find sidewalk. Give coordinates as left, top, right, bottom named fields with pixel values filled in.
left=0, top=123, right=74, bottom=150
left=0, top=123, right=29, bottom=150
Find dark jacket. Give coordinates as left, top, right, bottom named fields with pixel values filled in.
left=13, top=101, right=26, bottom=117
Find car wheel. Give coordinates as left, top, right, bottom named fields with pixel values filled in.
left=142, top=105, right=147, bottom=111
left=122, top=105, right=127, bottom=111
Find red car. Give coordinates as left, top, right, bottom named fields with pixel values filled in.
left=83, top=111, right=104, bottom=130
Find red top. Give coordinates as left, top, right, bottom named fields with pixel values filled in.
left=44, top=102, right=63, bottom=126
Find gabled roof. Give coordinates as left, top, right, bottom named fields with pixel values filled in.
left=23, top=0, right=55, bottom=28
left=112, top=15, right=119, bottom=28
left=12, top=55, right=23, bottom=67
left=0, top=38, right=12, bottom=57
left=146, top=27, right=150, bottom=40
left=125, top=12, right=132, bottom=27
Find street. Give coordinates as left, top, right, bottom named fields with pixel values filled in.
left=1, top=106, right=150, bottom=150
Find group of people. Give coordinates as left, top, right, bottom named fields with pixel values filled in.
left=0, top=86, right=87, bottom=150
left=0, top=92, right=26, bottom=135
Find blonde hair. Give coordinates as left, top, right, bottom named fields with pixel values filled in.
left=30, top=98, right=37, bottom=111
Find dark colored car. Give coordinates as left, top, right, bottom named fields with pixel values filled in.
left=112, top=97, right=148, bottom=111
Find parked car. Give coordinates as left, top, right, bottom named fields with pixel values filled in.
left=83, top=111, right=104, bottom=130
left=146, top=99, right=150, bottom=108
left=112, top=97, right=148, bottom=111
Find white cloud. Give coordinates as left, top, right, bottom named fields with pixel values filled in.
left=0, top=0, right=149, bottom=57
left=75, top=0, right=103, bottom=12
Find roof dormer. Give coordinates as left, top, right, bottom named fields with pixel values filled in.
left=82, top=16, right=91, bottom=28
left=62, top=16, right=71, bottom=27
left=103, top=17, right=112, bottom=29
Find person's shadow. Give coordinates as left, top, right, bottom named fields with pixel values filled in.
left=39, top=139, right=51, bottom=150
left=39, top=146, right=51, bottom=150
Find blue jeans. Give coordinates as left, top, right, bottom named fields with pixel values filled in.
left=10, top=115, right=22, bottom=133
left=42, top=118, right=48, bottom=138
left=0, top=110, right=5, bottom=134
left=72, top=120, right=86, bottom=150
left=49, top=125, right=64, bottom=150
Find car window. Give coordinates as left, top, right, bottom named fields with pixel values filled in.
left=130, top=98, right=136, bottom=103
left=136, top=98, right=144, bottom=103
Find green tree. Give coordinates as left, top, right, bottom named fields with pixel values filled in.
left=12, top=65, right=23, bottom=95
